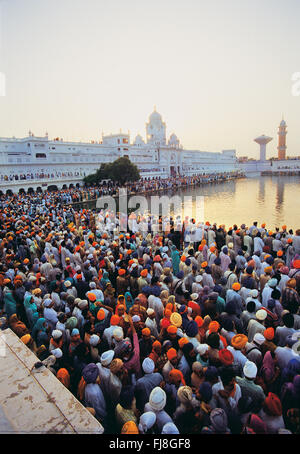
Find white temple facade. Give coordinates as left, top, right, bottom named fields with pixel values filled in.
left=0, top=109, right=238, bottom=193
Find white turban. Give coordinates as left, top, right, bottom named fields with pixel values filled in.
left=250, top=289, right=258, bottom=298
left=142, top=357, right=155, bottom=374
left=253, top=333, right=265, bottom=346
left=149, top=387, right=166, bottom=411
left=243, top=360, right=257, bottom=379
left=138, top=411, right=156, bottom=433
left=89, top=334, right=100, bottom=347
left=43, top=298, right=52, bottom=307
left=256, top=309, right=267, bottom=321
left=52, top=329, right=62, bottom=339
left=51, top=348, right=63, bottom=358
left=113, top=327, right=124, bottom=341
left=78, top=300, right=88, bottom=310
left=161, top=422, right=179, bottom=434
left=132, top=315, right=141, bottom=323
left=101, top=350, right=115, bottom=366
left=147, top=308, right=155, bottom=316
left=89, top=282, right=97, bottom=289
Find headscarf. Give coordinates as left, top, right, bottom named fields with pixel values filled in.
left=9, top=314, right=29, bottom=338
left=281, top=359, right=300, bottom=386
left=247, top=414, right=267, bottom=434
left=169, top=369, right=186, bottom=386
left=56, top=368, right=70, bottom=389
left=124, top=291, right=134, bottom=311
left=261, top=351, right=275, bottom=383
left=32, top=317, right=47, bottom=340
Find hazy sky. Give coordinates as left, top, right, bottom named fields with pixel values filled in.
left=0, top=0, right=299, bottom=158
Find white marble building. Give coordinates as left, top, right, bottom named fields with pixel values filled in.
left=0, top=109, right=238, bottom=193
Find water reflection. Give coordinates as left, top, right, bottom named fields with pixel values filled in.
left=143, top=175, right=300, bottom=230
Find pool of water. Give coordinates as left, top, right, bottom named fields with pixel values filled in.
left=142, top=175, right=300, bottom=231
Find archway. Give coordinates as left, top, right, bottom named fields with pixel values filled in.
left=27, top=187, right=34, bottom=194
left=48, top=185, right=58, bottom=192
left=36, top=187, right=43, bottom=193
left=6, top=189, right=13, bottom=196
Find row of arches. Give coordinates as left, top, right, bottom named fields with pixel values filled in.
left=0, top=183, right=81, bottom=196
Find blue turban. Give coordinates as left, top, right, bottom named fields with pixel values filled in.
left=82, top=363, right=99, bottom=384
left=204, top=366, right=219, bottom=382
left=185, top=320, right=198, bottom=337
left=199, top=381, right=213, bottom=402
left=185, top=258, right=191, bottom=266
left=225, top=300, right=236, bottom=315
left=176, top=271, right=184, bottom=279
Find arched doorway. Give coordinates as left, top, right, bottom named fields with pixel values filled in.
left=6, top=189, right=13, bottom=196
left=48, top=185, right=58, bottom=192
left=36, top=187, right=43, bottom=193
left=28, top=187, right=34, bottom=194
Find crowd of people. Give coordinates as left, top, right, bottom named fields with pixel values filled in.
left=1, top=171, right=242, bottom=205
left=1, top=191, right=300, bottom=434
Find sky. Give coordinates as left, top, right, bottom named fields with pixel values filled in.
left=0, top=0, right=300, bottom=159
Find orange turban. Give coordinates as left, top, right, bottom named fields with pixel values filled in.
left=181, top=256, right=186, bottom=262
left=264, top=327, right=274, bottom=341
left=142, top=328, right=151, bottom=336
left=118, top=269, right=126, bottom=276
left=21, top=334, right=31, bottom=345
left=169, top=369, right=186, bottom=385
left=56, top=368, right=70, bottom=388
left=97, top=309, right=105, bottom=321
left=167, top=325, right=177, bottom=334
left=231, top=334, right=248, bottom=350
left=140, top=269, right=148, bottom=278
left=110, top=315, right=120, bottom=326
left=87, top=292, right=96, bottom=302
left=167, top=348, right=178, bottom=361
left=178, top=337, right=189, bottom=349
left=277, top=250, right=283, bottom=257
left=164, top=309, right=172, bottom=318
left=201, top=261, right=208, bottom=268
left=264, top=266, right=273, bottom=274
left=195, top=316, right=204, bottom=327
left=293, top=260, right=300, bottom=269
left=121, top=421, right=139, bottom=434
left=209, top=321, right=220, bottom=333
left=232, top=282, right=241, bottom=291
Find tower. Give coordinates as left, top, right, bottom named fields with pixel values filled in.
left=277, top=118, right=287, bottom=160
left=254, top=135, right=273, bottom=161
